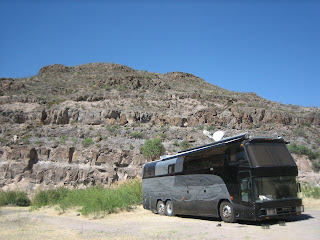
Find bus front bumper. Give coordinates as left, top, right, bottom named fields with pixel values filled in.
left=254, top=198, right=304, bottom=221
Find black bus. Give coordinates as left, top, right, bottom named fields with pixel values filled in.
left=142, top=133, right=304, bottom=222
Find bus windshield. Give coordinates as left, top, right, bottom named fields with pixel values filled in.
left=253, top=176, right=298, bottom=202
left=246, top=142, right=296, bottom=167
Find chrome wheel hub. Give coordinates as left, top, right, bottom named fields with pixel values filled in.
left=158, top=203, right=165, bottom=214
left=222, top=205, right=232, bottom=218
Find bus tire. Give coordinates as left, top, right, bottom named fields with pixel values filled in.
left=156, top=200, right=166, bottom=215
left=165, top=200, right=174, bottom=216
left=219, top=201, right=235, bottom=223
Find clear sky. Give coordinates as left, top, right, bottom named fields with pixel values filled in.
left=1, top=0, right=319, bottom=107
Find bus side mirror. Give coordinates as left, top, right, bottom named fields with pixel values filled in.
left=298, top=182, right=301, bottom=192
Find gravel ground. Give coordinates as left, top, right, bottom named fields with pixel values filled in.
left=1, top=199, right=319, bottom=240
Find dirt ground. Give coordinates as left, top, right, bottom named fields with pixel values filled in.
left=1, top=199, right=320, bottom=240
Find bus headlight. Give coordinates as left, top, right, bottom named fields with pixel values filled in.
left=266, top=208, right=277, bottom=215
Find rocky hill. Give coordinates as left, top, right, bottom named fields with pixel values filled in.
left=0, top=63, right=319, bottom=193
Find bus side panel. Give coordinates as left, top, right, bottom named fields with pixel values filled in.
left=174, top=174, right=231, bottom=217
left=142, top=176, right=176, bottom=212
left=143, top=174, right=232, bottom=217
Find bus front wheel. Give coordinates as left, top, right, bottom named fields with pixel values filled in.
left=219, top=201, right=235, bottom=223
left=157, top=200, right=165, bottom=215
left=165, top=200, right=174, bottom=216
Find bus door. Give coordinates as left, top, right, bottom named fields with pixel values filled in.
left=238, top=171, right=255, bottom=220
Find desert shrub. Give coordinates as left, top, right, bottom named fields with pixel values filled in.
left=104, top=85, right=112, bottom=91
left=288, top=143, right=320, bottom=171
left=59, top=135, right=67, bottom=144
left=15, top=193, right=31, bottom=206
left=140, top=138, right=165, bottom=160
left=180, top=140, right=191, bottom=150
left=312, top=159, right=320, bottom=172
left=0, top=190, right=30, bottom=206
left=47, top=98, right=65, bottom=108
left=22, top=134, right=30, bottom=144
left=197, top=125, right=204, bottom=130
left=81, top=138, right=94, bottom=147
left=106, top=125, right=119, bottom=136
left=157, top=133, right=167, bottom=140
left=116, top=85, right=124, bottom=91
left=160, top=126, right=168, bottom=132
left=206, top=125, right=216, bottom=131
left=293, top=127, right=306, bottom=137
left=32, top=187, right=70, bottom=209
left=31, top=179, right=142, bottom=216
left=301, top=122, right=312, bottom=128
left=130, top=131, right=144, bottom=139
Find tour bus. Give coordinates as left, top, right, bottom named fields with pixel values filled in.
left=142, top=133, right=304, bottom=222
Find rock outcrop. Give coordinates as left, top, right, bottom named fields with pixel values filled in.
left=0, top=63, right=319, bottom=193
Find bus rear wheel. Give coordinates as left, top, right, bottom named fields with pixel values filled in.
left=165, top=200, right=174, bottom=216
left=219, top=201, right=235, bottom=223
left=157, top=200, right=165, bottom=215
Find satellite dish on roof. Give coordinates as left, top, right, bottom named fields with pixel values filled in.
left=212, top=131, right=225, bottom=142
left=203, top=130, right=213, bottom=139
left=203, top=130, right=225, bottom=142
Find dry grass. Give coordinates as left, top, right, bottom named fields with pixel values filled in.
left=1, top=201, right=320, bottom=240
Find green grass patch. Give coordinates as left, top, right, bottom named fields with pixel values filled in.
left=104, top=85, right=112, bottom=91
left=116, top=85, right=125, bottom=91
left=81, top=138, right=94, bottom=147
left=130, top=131, right=144, bottom=139
left=106, top=125, right=119, bottom=136
left=0, top=190, right=31, bottom=207
left=31, top=179, right=142, bottom=217
left=197, top=125, right=204, bottom=130
left=59, top=135, right=68, bottom=144
left=293, top=127, right=306, bottom=137
left=180, top=140, right=191, bottom=150
left=206, top=125, right=216, bottom=131
left=157, top=133, right=167, bottom=140
left=301, top=184, right=320, bottom=199
left=22, top=134, right=30, bottom=144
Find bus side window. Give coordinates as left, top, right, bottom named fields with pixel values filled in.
left=168, top=164, right=175, bottom=174
left=143, top=162, right=156, bottom=178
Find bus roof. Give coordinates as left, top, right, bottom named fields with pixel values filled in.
left=158, top=132, right=286, bottom=162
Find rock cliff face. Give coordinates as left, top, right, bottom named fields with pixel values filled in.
left=0, top=63, right=319, bottom=193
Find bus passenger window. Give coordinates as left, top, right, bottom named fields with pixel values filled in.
left=168, top=164, right=175, bottom=173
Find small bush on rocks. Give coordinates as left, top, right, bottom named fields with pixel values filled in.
left=140, top=138, right=165, bottom=160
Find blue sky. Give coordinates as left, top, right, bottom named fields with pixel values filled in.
left=1, top=0, right=319, bottom=107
